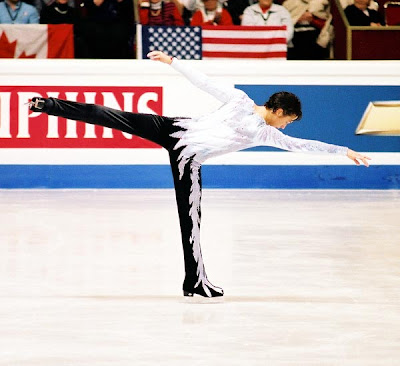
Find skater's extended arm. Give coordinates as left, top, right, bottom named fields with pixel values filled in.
left=147, top=50, right=245, bottom=103
left=260, top=126, right=371, bottom=167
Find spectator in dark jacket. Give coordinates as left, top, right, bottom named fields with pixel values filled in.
left=345, top=0, right=384, bottom=25
left=79, top=0, right=135, bottom=58
left=226, top=0, right=257, bottom=25
left=40, top=0, right=77, bottom=24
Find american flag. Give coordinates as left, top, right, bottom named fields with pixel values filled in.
left=137, top=25, right=287, bottom=60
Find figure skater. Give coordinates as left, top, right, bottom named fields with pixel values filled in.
left=29, top=50, right=370, bottom=298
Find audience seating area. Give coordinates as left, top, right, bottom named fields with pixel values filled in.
left=0, top=0, right=400, bottom=60
left=384, top=1, right=400, bottom=25
left=331, top=0, right=400, bottom=59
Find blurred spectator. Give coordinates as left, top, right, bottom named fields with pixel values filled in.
left=0, top=0, right=39, bottom=23
left=340, top=0, right=379, bottom=11
left=39, top=0, right=87, bottom=58
left=344, top=0, right=384, bottom=25
left=226, top=0, right=257, bottom=25
left=79, top=0, right=134, bottom=58
left=169, top=0, right=188, bottom=14
left=283, top=0, right=332, bottom=59
left=241, top=0, right=294, bottom=43
left=178, top=0, right=225, bottom=24
left=191, top=0, right=233, bottom=25
left=180, top=0, right=225, bottom=12
left=139, top=0, right=184, bottom=25
left=40, top=0, right=77, bottom=23
left=24, top=0, right=76, bottom=16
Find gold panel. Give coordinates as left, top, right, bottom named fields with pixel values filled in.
left=355, top=101, right=400, bottom=135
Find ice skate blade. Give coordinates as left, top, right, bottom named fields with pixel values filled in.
left=182, top=291, right=224, bottom=304
left=28, top=97, right=46, bottom=111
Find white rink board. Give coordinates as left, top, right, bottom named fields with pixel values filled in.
left=2, top=58, right=400, bottom=119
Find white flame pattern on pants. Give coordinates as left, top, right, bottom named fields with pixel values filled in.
left=187, top=161, right=223, bottom=297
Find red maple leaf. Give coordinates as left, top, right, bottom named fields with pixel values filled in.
left=0, top=32, right=17, bottom=58
left=0, top=31, right=37, bottom=58
left=19, top=51, right=37, bottom=58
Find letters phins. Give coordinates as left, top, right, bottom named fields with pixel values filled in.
left=0, top=88, right=161, bottom=140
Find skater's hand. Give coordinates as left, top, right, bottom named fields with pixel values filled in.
left=147, top=51, right=173, bottom=65
left=347, top=149, right=371, bottom=167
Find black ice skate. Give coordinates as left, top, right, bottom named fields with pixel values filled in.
left=183, top=277, right=224, bottom=298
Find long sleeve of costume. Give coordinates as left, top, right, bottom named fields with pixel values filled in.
left=258, top=125, right=348, bottom=155
left=169, top=58, right=348, bottom=167
left=170, top=58, right=245, bottom=103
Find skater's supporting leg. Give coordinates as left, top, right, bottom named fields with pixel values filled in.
left=30, top=97, right=175, bottom=149
left=169, top=150, right=223, bottom=298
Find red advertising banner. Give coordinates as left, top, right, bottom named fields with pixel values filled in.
left=0, top=86, right=163, bottom=148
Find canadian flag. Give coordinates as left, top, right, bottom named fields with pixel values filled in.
left=0, top=24, right=74, bottom=58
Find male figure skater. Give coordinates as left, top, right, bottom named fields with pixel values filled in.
left=29, top=51, right=370, bottom=298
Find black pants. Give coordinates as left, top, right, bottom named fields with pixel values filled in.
left=42, top=98, right=222, bottom=297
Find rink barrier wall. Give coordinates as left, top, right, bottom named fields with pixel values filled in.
left=0, top=59, right=399, bottom=189
left=0, top=165, right=399, bottom=189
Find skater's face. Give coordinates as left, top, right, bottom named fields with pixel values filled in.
left=267, top=108, right=297, bottom=130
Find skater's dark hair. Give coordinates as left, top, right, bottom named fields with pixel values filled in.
left=264, top=92, right=302, bottom=121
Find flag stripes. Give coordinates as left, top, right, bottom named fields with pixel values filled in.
left=202, top=25, right=287, bottom=59
left=202, top=38, right=287, bottom=45
left=202, top=51, right=287, bottom=59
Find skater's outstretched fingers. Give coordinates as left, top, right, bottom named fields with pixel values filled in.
left=147, top=51, right=173, bottom=64
left=347, top=149, right=371, bottom=167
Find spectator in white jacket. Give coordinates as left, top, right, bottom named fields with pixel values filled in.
left=241, top=0, right=294, bottom=43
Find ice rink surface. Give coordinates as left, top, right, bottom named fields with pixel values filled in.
left=1, top=189, right=400, bottom=366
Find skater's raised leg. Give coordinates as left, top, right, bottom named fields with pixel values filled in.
left=29, top=97, right=175, bottom=149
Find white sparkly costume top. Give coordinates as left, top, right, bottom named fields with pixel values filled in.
left=170, top=58, right=348, bottom=177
